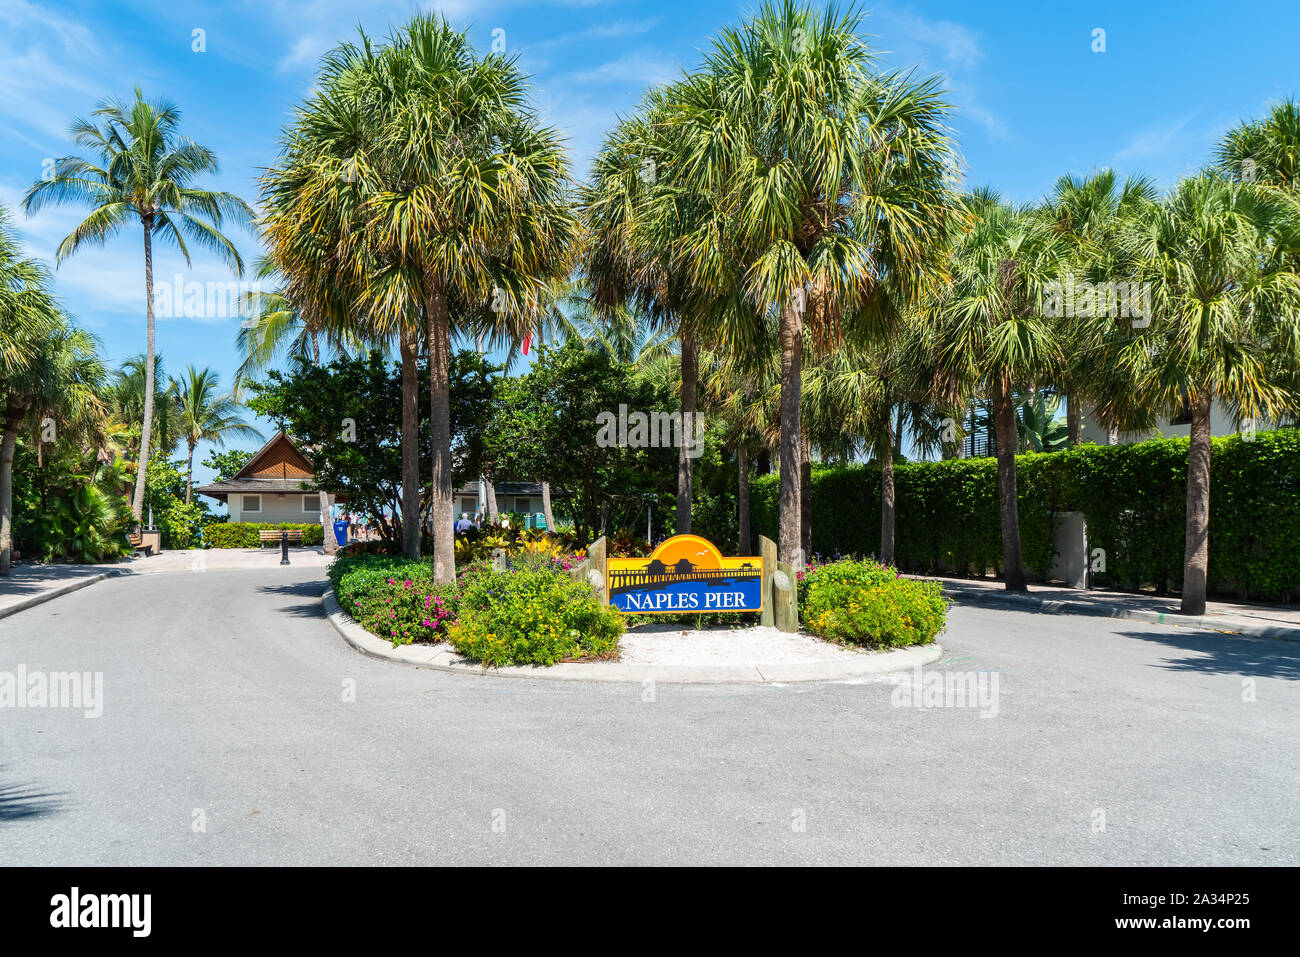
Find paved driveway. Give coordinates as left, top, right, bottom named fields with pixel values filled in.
left=1, top=565, right=1295, bottom=865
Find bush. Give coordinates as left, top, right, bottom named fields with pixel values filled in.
left=203, top=522, right=324, bottom=548
left=328, top=554, right=456, bottom=645
left=801, top=558, right=948, bottom=647
left=447, top=564, right=624, bottom=666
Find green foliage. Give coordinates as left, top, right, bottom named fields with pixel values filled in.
left=247, top=349, right=502, bottom=549
left=801, top=558, right=948, bottom=647
left=483, top=340, right=678, bottom=545
left=203, top=522, right=324, bottom=548
left=142, top=456, right=214, bottom=548
left=200, top=448, right=254, bottom=482
left=753, top=429, right=1300, bottom=601
left=24, top=453, right=133, bottom=563
left=332, top=558, right=458, bottom=646
left=448, top=565, right=624, bottom=666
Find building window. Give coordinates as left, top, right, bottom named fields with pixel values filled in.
left=243, top=494, right=261, bottom=513
left=303, top=494, right=317, bottom=512
left=1171, top=403, right=1193, bottom=426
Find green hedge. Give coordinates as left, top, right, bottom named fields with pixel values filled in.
left=752, top=429, right=1300, bottom=602
left=203, top=522, right=325, bottom=548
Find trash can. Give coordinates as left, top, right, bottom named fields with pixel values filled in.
left=333, top=520, right=349, bottom=547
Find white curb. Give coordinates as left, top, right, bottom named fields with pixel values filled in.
left=321, top=588, right=942, bottom=684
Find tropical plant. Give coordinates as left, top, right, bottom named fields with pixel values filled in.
left=1106, top=173, right=1300, bottom=614
left=638, top=1, right=957, bottom=566
left=170, top=365, right=261, bottom=503
left=23, top=88, right=253, bottom=520
left=927, top=190, right=1066, bottom=591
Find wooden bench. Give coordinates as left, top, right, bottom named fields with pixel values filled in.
left=127, top=532, right=153, bottom=557
left=258, top=529, right=303, bottom=546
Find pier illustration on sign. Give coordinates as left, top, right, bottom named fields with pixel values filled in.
left=606, top=534, right=764, bottom=614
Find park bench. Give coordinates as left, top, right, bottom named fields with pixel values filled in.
left=127, top=529, right=161, bottom=556
left=258, top=529, right=303, bottom=546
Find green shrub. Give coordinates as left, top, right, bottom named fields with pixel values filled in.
left=203, top=522, right=324, bottom=548
left=328, top=554, right=469, bottom=645
left=753, top=428, right=1300, bottom=602
left=801, top=558, right=948, bottom=647
left=447, top=565, right=624, bottom=666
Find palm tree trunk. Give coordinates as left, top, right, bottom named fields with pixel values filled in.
left=486, top=480, right=499, bottom=522
left=737, top=447, right=751, bottom=554
left=426, top=277, right=455, bottom=585
left=130, top=218, right=157, bottom=524
left=1180, top=393, right=1213, bottom=615
left=777, top=298, right=803, bottom=566
left=677, top=332, right=697, bottom=534
left=0, top=398, right=28, bottom=575
left=799, top=430, right=812, bottom=562
left=1066, top=391, right=1082, bottom=446
left=185, top=441, right=195, bottom=505
left=310, top=340, right=337, bottom=555
left=541, top=481, right=554, bottom=532
left=399, top=327, right=420, bottom=559
left=880, top=426, right=896, bottom=566
left=992, top=375, right=1027, bottom=591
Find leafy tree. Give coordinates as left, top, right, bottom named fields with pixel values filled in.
left=484, top=341, right=677, bottom=545
left=24, top=88, right=253, bottom=520
left=201, top=448, right=254, bottom=482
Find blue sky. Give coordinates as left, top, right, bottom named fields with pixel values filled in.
left=2, top=0, right=1297, bottom=489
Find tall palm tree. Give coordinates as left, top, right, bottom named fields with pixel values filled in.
left=928, top=190, right=1066, bottom=591
left=23, top=88, right=253, bottom=522
left=1217, top=97, right=1300, bottom=192
left=171, top=365, right=262, bottom=503
left=651, top=1, right=957, bottom=566
left=266, top=17, right=575, bottom=582
left=1111, top=173, right=1300, bottom=614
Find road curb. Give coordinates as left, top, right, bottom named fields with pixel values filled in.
left=321, top=588, right=943, bottom=683
left=0, top=570, right=119, bottom=621
left=941, top=585, right=1300, bottom=642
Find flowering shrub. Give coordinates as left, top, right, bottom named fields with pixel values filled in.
left=329, top=555, right=456, bottom=645
left=801, top=558, right=947, bottom=647
left=446, top=565, right=623, bottom=666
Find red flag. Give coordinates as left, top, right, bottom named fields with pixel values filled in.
left=522, top=331, right=533, bottom=356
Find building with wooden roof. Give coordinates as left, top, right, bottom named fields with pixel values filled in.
left=194, top=432, right=328, bottom=523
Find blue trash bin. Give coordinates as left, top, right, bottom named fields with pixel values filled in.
left=333, top=520, right=349, bottom=547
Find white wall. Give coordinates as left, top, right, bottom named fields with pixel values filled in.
left=228, top=493, right=321, bottom=523
left=1078, top=401, right=1254, bottom=444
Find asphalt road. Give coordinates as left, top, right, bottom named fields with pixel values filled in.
left=2, top=565, right=1296, bottom=865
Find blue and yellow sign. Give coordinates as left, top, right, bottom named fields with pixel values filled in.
left=606, top=534, right=764, bottom=614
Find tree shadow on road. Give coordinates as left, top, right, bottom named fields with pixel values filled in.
left=1115, top=629, right=1300, bottom=680
left=0, top=773, right=66, bottom=822
left=256, top=580, right=326, bottom=619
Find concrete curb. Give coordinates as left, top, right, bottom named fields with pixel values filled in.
left=321, top=588, right=942, bottom=683
left=941, top=584, right=1300, bottom=642
left=0, top=570, right=119, bottom=621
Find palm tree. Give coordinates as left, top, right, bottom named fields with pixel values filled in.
left=651, top=1, right=957, bottom=566
left=1217, top=98, right=1300, bottom=191
left=23, top=88, right=253, bottom=522
left=1111, top=173, right=1300, bottom=614
left=928, top=190, right=1066, bottom=591
left=107, top=353, right=180, bottom=465
left=0, top=206, right=63, bottom=574
left=264, top=17, right=575, bottom=581
left=1044, top=170, right=1159, bottom=443
left=171, top=366, right=262, bottom=503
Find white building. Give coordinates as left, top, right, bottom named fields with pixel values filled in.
left=194, top=431, right=327, bottom=523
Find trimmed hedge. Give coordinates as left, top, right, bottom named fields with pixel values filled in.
left=204, top=522, right=324, bottom=548
left=752, top=429, right=1300, bottom=602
